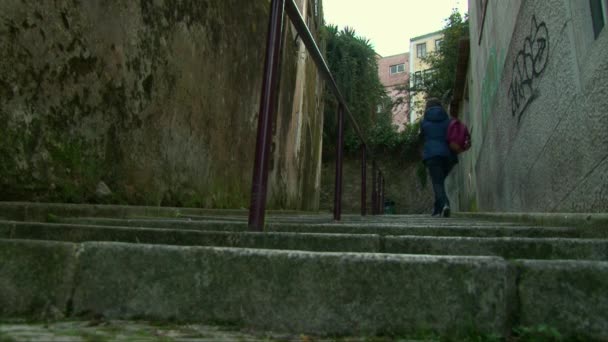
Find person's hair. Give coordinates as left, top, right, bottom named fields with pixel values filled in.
left=425, top=97, right=442, bottom=110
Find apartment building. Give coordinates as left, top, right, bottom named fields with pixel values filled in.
left=377, top=52, right=410, bottom=130
left=408, top=30, right=444, bottom=123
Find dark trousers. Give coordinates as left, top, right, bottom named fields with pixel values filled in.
left=425, top=156, right=455, bottom=214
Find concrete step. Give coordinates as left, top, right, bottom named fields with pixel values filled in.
left=0, top=202, right=308, bottom=221
left=271, top=222, right=581, bottom=238
left=456, top=212, right=608, bottom=238
left=1, top=221, right=607, bottom=261
left=58, top=216, right=526, bottom=227
left=2, top=238, right=607, bottom=340
left=385, top=235, right=608, bottom=260
left=0, top=238, right=513, bottom=337
left=0, top=221, right=381, bottom=253
left=0, top=320, right=293, bottom=342
left=50, top=217, right=581, bottom=238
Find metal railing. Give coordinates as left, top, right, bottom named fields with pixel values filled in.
left=248, top=0, right=386, bottom=231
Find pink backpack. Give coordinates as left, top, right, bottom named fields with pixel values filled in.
left=447, top=119, right=471, bottom=154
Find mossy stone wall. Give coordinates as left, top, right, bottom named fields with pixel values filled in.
left=0, top=0, right=324, bottom=210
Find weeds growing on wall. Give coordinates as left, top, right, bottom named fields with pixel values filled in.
left=321, top=25, right=389, bottom=153
left=369, top=118, right=422, bottom=160
left=0, top=112, right=108, bottom=203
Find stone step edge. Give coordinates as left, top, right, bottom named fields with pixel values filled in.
left=59, top=216, right=529, bottom=228
left=2, top=221, right=608, bottom=260
left=1, top=239, right=607, bottom=340
left=45, top=218, right=583, bottom=238
left=0, top=201, right=318, bottom=221
left=455, top=212, right=608, bottom=237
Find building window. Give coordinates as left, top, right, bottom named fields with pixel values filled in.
left=416, top=43, right=427, bottom=58
left=435, top=39, right=443, bottom=51
left=414, top=71, right=423, bottom=88
left=590, top=0, right=608, bottom=39
left=389, top=63, right=405, bottom=75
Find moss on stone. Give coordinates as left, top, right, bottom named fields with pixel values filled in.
left=0, top=332, right=17, bottom=342
left=0, top=240, right=76, bottom=319
left=0, top=0, right=323, bottom=210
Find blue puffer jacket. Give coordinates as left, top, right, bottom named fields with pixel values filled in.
left=421, top=105, right=452, bottom=161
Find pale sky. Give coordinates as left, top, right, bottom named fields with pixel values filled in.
left=323, top=0, right=469, bottom=57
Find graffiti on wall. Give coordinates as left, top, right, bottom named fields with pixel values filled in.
left=481, top=48, right=501, bottom=131
left=507, top=16, right=550, bottom=121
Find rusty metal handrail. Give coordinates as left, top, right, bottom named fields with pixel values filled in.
left=248, top=0, right=386, bottom=231
left=285, top=0, right=387, bottom=219
left=248, top=0, right=286, bottom=231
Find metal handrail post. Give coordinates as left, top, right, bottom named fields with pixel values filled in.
left=380, top=173, right=385, bottom=215
left=371, top=161, right=377, bottom=215
left=248, top=0, right=285, bottom=231
left=263, top=0, right=388, bottom=223
left=377, top=172, right=382, bottom=215
left=333, top=104, right=345, bottom=221
left=360, top=145, right=367, bottom=216
left=377, top=171, right=382, bottom=215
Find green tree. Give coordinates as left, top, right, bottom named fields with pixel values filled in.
left=411, top=10, right=469, bottom=100
left=321, top=25, right=389, bottom=153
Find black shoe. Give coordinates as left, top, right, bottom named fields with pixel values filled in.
left=441, top=205, right=451, bottom=218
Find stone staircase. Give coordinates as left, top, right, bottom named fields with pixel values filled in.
left=1, top=202, right=607, bottom=340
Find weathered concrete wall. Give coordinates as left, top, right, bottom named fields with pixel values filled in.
left=0, top=0, right=324, bottom=210
left=450, top=0, right=608, bottom=213
left=321, top=155, right=433, bottom=214
left=269, top=0, right=325, bottom=210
